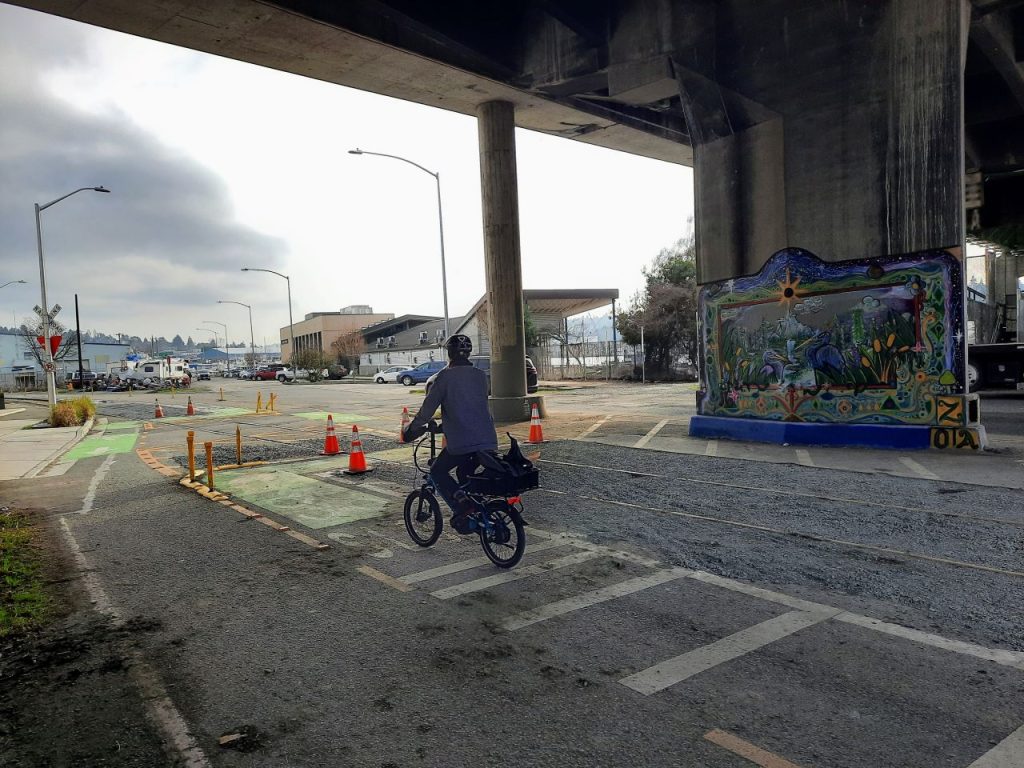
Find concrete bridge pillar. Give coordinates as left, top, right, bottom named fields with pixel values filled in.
left=477, top=100, right=537, bottom=422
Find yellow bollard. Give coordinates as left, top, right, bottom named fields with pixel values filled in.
left=205, top=441, right=214, bottom=490
left=255, top=392, right=263, bottom=414
left=219, top=387, right=225, bottom=402
left=187, top=431, right=196, bottom=483
left=268, top=392, right=276, bottom=413
left=235, top=425, right=242, bottom=465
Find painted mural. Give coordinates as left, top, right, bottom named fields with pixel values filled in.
left=696, top=248, right=967, bottom=427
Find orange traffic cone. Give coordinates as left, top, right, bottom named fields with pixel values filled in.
left=321, top=414, right=340, bottom=456
left=154, top=399, right=164, bottom=418
left=399, top=406, right=411, bottom=443
left=186, top=396, right=195, bottom=416
left=527, top=404, right=546, bottom=443
left=344, top=425, right=371, bottom=474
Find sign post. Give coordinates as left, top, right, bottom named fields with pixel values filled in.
left=33, top=303, right=63, bottom=405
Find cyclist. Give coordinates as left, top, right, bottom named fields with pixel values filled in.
left=402, top=334, right=496, bottom=531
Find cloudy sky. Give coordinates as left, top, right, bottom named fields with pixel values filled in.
left=0, top=4, right=694, bottom=349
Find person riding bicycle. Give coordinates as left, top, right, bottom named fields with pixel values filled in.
left=402, top=334, right=496, bottom=531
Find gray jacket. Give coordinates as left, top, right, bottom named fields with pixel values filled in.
left=407, top=363, right=497, bottom=455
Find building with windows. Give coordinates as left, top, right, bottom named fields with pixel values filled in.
left=279, top=306, right=394, bottom=363
left=0, top=332, right=130, bottom=390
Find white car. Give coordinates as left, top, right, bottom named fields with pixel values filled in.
left=374, top=365, right=413, bottom=384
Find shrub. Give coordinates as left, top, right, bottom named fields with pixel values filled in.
left=50, top=401, right=81, bottom=427
left=71, top=396, right=96, bottom=423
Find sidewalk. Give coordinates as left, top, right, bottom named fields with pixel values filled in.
left=0, top=401, right=92, bottom=481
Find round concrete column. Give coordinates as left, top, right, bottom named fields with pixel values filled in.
left=477, top=100, right=540, bottom=422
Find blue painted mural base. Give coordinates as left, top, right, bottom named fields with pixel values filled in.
left=689, top=416, right=930, bottom=450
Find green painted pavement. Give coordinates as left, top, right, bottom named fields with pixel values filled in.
left=214, top=467, right=389, bottom=528
left=64, top=432, right=139, bottom=460
left=295, top=412, right=372, bottom=423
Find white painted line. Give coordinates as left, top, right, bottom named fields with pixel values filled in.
left=898, top=456, right=940, bottom=480
left=705, top=440, right=718, bottom=457
left=577, top=415, right=612, bottom=439
left=795, top=449, right=814, bottom=467
left=685, top=570, right=835, bottom=614
left=833, top=613, right=1024, bottom=671
left=76, top=454, right=115, bottom=514
left=503, top=568, right=693, bottom=631
left=967, top=723, right=1024, bottom=767
left=430, top=550, right=603, bottom=600
left=400, top=538, right=570, bottom=584
left=620, top=609, right=838, bottom=695
left=634, top=419, right=669, bottom=449
left=59, top=517, right=211, bottom=767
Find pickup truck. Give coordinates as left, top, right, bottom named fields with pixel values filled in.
left=254, top=364, right=295, bottom=382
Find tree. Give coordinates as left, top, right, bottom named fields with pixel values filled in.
left=616, top=233, right=700, bottom=379
left=18, top=322, right=80, bottom=367
left=292, top=349, right=333, bottom=381
left=330, top=331, right=367, bottom=374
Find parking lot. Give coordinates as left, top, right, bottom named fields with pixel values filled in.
left=16, top=378, right=1023, bottom=766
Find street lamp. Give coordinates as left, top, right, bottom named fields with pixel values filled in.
left=241, top=268, right=294, bottom=364
left=218, top=300, right=256, bottom=366
left=35, top=186, right=110, bottom=406
left=202, top=320, right=229, bottom=373
left=348, top=148, right=450, bottom=338
left=1, top=280, right=27, bottom=290
left=197, top=327, right=223, bottom=364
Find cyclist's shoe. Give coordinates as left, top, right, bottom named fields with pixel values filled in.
left=450, top=491, right=476, bottom=534
left=450, top=512, right=475, bottom=534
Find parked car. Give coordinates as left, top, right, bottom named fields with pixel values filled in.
left=326, top=365, right=349, bottom=380
left=374, top=365, right=414, bottom=384
left=397, top=360, right=446, bottom=386
left=254, top=364, right=294, bottom=382
left=425, top=356, right=539, bottom=395
left=196, top=371, right=211, bottom=381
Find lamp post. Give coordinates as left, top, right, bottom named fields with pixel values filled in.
left=218, top=301, right=256, bottom=367
left=348, top=148, right=449, bottom=338
left=35, top=186, right=110, bottom=406
left=202, top=320, right=229, bottom=373
left=1, top=280, right=27, bottom=290
left=241, top=268, right=294, bottom=364
left=197, top=327, right=222, bottom=366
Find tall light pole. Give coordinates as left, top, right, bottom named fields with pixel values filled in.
left=348, top=148, right=450, bottom=338
left=197, top=327, right=222, bottom=365
left=35, top=186, right=110, bottom=406
left=202, top=320, right=229, bottom=373
left=218, top=300, right=256, bottom=366
left=1, top=280, right=27, bottom=290
left=241, top=268, right=294, bottom=364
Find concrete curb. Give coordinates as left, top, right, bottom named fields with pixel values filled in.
left=24, top=416, right=95, bottom=479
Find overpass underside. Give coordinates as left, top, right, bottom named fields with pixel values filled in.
left=14, top=0, right=1024, bottom=446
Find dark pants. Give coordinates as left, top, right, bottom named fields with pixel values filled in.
left=429, top=448, right=471, bottom=515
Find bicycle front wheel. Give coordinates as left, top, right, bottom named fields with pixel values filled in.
left=479, top=501, right=525, bottom=568
left=404, top=489, right=442, bottom=547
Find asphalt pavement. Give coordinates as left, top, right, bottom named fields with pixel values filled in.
left=1, top=382, right=1023, bottom=767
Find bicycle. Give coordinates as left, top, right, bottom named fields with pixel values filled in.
left=403, top=422, right=537, bottom=568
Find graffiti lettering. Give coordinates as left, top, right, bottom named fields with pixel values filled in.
left=935, top=396, right=964, bottom=427
left=930, top=427, right=979, bottom=450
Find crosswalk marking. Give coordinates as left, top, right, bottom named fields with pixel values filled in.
left=619, top=609, right=839, bottom=695
left=399, top=538, right=571, bottom=584
left=430, top=550, right=603, bottom=600
left=503, top=568, right=692, bottom=631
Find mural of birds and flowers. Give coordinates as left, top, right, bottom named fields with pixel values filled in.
left=697, top=248, right=965, bottom=425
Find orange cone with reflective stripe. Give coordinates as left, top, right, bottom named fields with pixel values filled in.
left=399, top=406, right=411, bottom=443
left=154, top=399, right=164, bottom=418
left=321, top=414, right=340, bottom=455
left=186, top=396, right=195, bottom=416
left=527, top=404, right=546, bottom=443
left=344, top=425, right=370, bottom=474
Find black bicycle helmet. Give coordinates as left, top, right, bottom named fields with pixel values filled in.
left=444, top=333, right=473, bottom=360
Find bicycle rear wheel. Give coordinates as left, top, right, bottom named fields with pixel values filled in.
left=479, top=501, right=525, bottom=568
left=404, top=489, right=442, bottom=547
